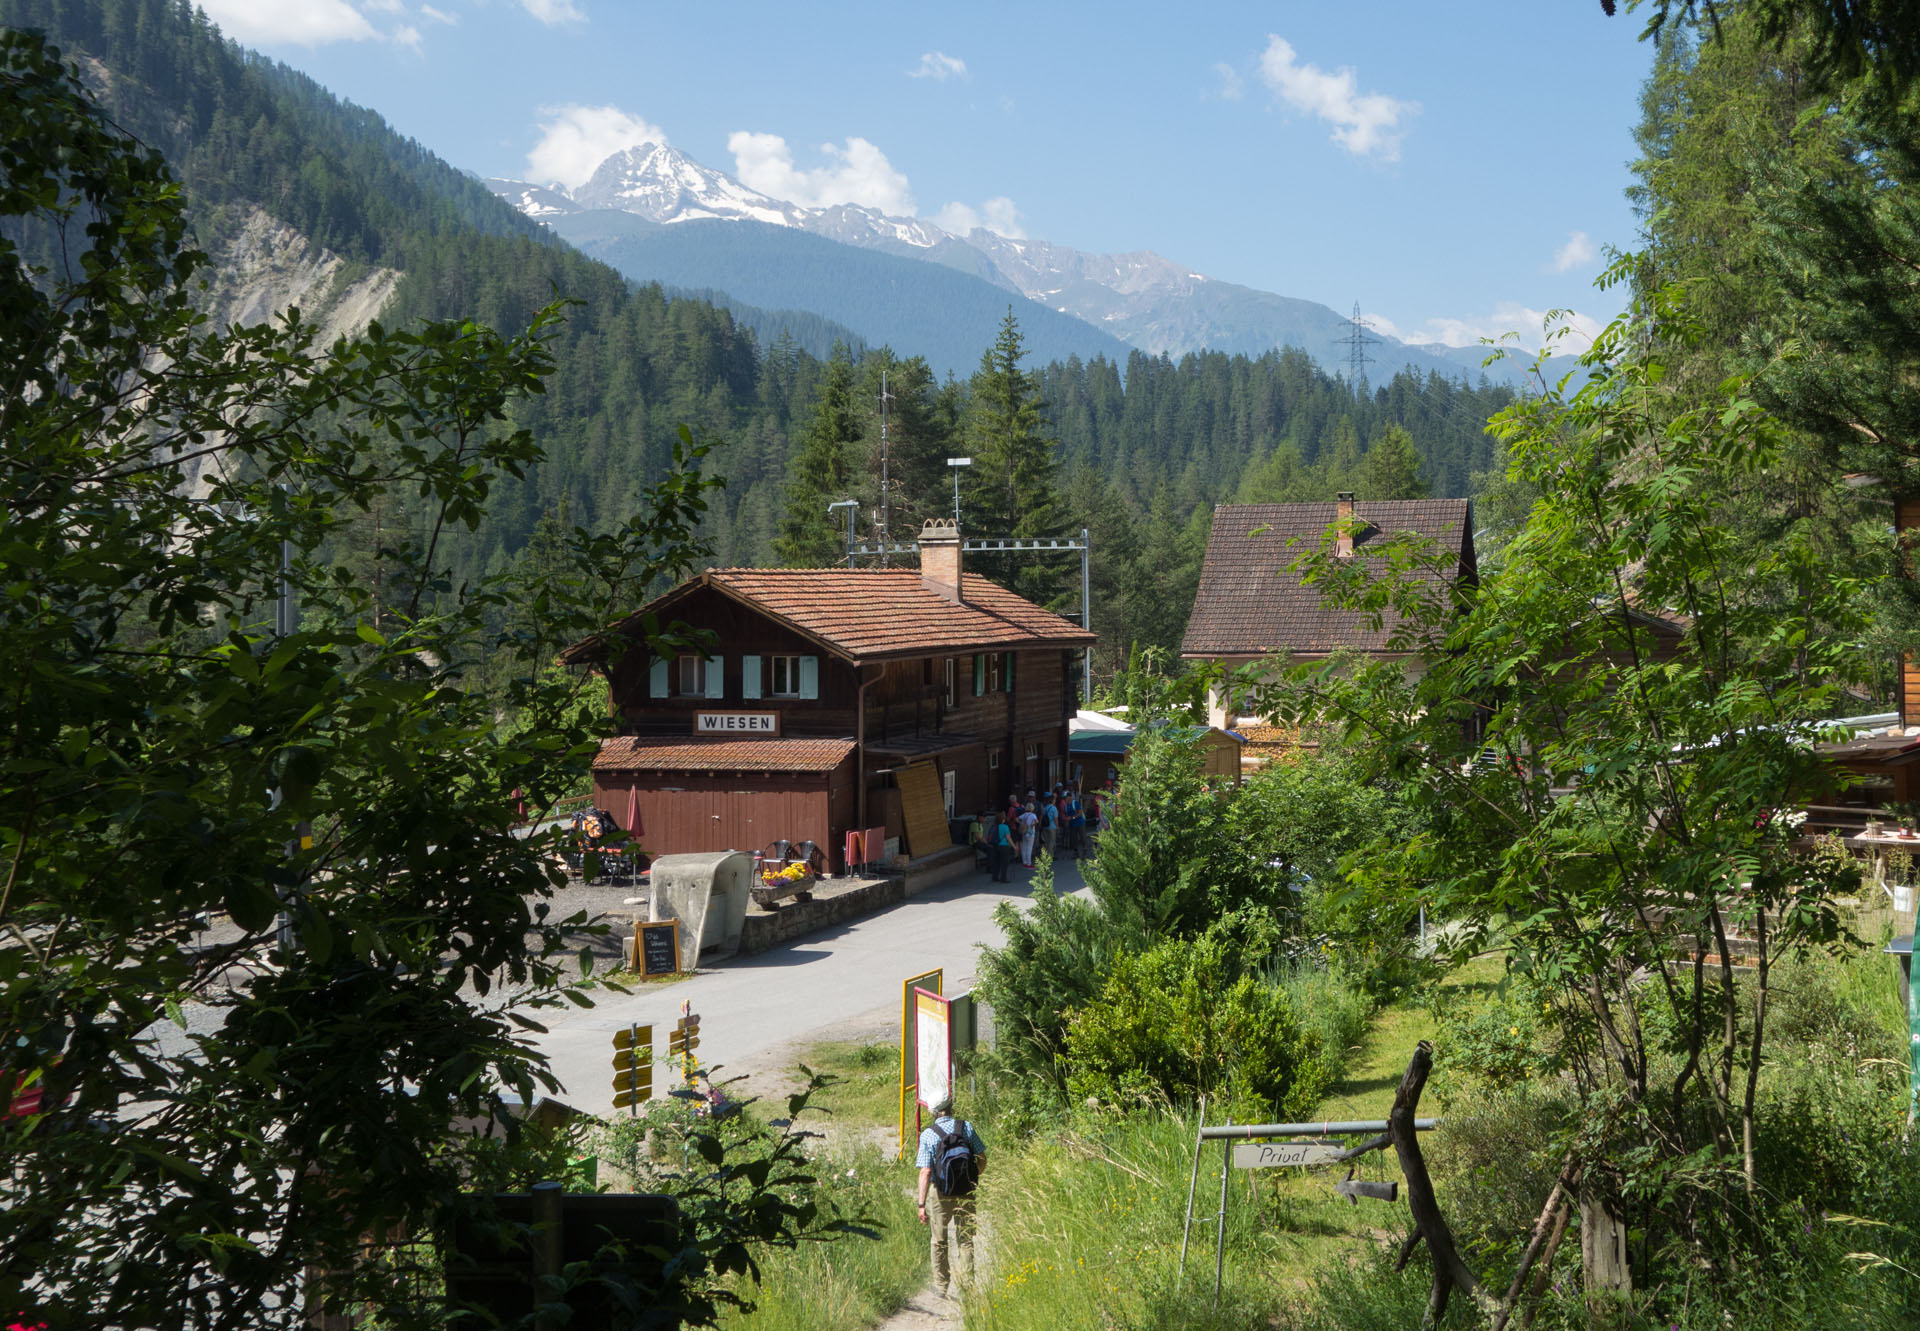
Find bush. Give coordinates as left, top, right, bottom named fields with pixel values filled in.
left=1063, top=934, right=1333, bottom=1122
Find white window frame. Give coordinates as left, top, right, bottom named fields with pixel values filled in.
left=988, top=748, right=1001, bottom=770
left=942, top=768, right=956, bottom=819
left=769, top=654, right=805, bottom=698
left=1025, top=741, right=1041, bottom=762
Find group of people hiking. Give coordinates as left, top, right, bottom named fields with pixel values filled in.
left=971, top=782, right=1108, bottom=882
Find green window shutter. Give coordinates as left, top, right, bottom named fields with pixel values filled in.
left=973, top=654, right=985, bottom=697
left=741, top=655, right=762, bottom=700
left=799, top=655, right=819, bottom=700
left=1003, top=651, right=1015, bottom=694
left=705, top=656, right=725, bottom=700
left=649, top=658, right=669, bottom=698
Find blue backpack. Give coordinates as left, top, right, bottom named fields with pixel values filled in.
left=931, top=1120, right=979, bottom=1197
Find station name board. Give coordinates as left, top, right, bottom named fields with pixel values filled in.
left=695, top=711, right=780, bottom=735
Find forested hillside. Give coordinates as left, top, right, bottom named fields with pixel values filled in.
left=7, top=0, right=1518, bottom=675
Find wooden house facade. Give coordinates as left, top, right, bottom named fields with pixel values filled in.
left=563, top=520, right=1095, bottom=867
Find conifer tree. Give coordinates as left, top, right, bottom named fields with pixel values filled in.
left=775, top=343, right=861, bottom=566
left=1360, top=423, right=1430, bottom=499
left=964, top=309, right=1065, bottom=600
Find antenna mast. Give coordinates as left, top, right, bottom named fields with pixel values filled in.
left=1336, top=300, right=1380, bottom=397
left=878, top=369, right=895, bottom=567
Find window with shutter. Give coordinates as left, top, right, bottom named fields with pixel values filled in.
left=741, top=655, right=762, bottom=700
left=1003, top=651, right=1015, bottom=694
left=798, top=655, right=819, bottom=700
left=705, top=656, right=725, bottom=699
left=649, top=658, right=669, bottom=699
left=973, top=654, right=985, bottom=697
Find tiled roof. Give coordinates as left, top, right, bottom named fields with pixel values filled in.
left=576, top=568, right=1095, bottom=664
left=1181, top=501, right=1472, bottom=658
left=591, top=736, right=857, bottom=773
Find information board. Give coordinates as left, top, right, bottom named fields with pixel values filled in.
left=915, top=988, right=951, bottom=1111
left=635, top=920, right=680, bottom=976
left=897, top=968, right=941, bottom=1160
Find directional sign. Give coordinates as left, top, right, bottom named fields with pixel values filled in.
left=1232, top=1141, right=1346, bottom=1169
left=612, top=1024, right=653, bottom=1115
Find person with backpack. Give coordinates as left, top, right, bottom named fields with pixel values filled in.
left=989, top=815, right=1014, bottom=882
left=915, top=1094, right=987, bottom=1300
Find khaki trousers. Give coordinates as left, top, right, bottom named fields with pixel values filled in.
left=928, top=1190, right=976, bottom=1293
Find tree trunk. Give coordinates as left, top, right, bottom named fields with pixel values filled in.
left=1389, top=1040, right=1485, bottom=1329
left=1579, top=1175, right=1632, bottom=1297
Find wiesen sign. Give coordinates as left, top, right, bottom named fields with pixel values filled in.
left=695, top=711, right=779, bottom=736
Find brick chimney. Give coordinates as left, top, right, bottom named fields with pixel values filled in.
left=1335, top=492, right=1356, bottom=559
left=920, top=518, right=963, bottom=602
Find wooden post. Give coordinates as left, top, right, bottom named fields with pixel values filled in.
left=1388, top=1040, right=1486, bottom=1329
left=1579, top=1175, right=1632, bottom=1298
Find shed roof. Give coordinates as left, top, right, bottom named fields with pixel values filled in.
left=1181, top=500, right=1473, bottom=659
left=568, top=568, right=1094, bottom=665
left=591, top=736, right=857, bottom=774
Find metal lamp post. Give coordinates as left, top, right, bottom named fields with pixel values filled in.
left=946, top=457, right=972, bottom=525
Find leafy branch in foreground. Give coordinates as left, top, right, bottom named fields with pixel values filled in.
left=0, top=30, right=723, bottom=1329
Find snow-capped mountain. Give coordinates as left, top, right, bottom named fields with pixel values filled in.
left=485, top=145, right=1516, bottom=383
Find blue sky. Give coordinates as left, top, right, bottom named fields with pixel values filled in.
left=199, top=1, right=1655, bottom=351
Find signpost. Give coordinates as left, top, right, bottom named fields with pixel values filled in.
left=897, top=968, right=941, bottom=1160
left=668, top=1002, right=701, bottom=1085
left=611, top=1024, right=653, bottom=1114
left=633, top=920, right=680, bottom=977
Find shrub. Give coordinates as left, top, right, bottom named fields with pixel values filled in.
left=1063, top=934, right=1332, bottom=1122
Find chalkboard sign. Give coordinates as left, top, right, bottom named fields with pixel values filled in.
left=635, top=921, right=680, bottom=977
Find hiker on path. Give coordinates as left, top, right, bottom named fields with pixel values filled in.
left=1016, top=802, right=1039, bottom=867
left=1064, top=786, right=1086, bottom=859
left=1040, top=794, right=1059, bottom=861
left=916, top=1094, right=986, bottom=1302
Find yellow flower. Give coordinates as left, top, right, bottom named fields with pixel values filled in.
left=1508, top=1025, right=1519, bottom=1036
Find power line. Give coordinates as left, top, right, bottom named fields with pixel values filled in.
left=1335, top=300, right=1381, bottom=397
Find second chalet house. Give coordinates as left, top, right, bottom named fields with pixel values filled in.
left=1180, top=494, right=1477, bottom=753
left=564, top=520, right=1095, bottom=868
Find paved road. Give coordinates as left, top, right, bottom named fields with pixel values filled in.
left=531, top=858, right=1086, bottom=1116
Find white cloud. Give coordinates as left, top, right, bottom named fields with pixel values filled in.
left=1552, top=230, right=1597, bottom=273
left=521, top=0, right=584, bottom=23
left=1402, top=303, right=1603, bottom=356
left=911, top=51, right=968, bottom=81
left=932, top=196, right=1026, bottom=239
left=1213, top=62, right=1245, bottom=101
left=194, top=0, right=378, bottom=46
left=1256, top=35, right=1418, bottom=161
left=527, top=105, right=667, bottom=189
left=421, top=5, right=458, bottom=23
left=727, top=132, right=915, bottom=214
left=392, top=22, right=422, bottom=51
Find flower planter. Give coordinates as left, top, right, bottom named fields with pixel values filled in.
left=751, top=875, right=815, bottom=909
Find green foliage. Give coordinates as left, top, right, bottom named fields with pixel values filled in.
left=0, top=34, right=727, bottom=1326
left=590, top=1071, right=887, bottom=1327
left=974, top=858, right=1129, bottom=1105
left=1263, top=275, right=1878, bottom=1278
left=1063, top=934, right=1335, bottom=1121
left=774, top=343, right=861, bottom=566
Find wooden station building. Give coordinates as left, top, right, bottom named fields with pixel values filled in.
left=564, top=520, right=1095, bottom=868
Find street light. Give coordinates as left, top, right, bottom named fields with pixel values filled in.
left=946, top=457, right=972, bottom=526
left=827, top=498, right=859, bottom=567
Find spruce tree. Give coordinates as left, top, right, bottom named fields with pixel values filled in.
left=1360, top=423, right=1430, bottom=499
left=964, top=309, right=1066, bottom=601
left=775, top=343, right=862, bottom=566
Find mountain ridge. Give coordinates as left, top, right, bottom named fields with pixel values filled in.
left=486, top=143, right=1520, bottom=385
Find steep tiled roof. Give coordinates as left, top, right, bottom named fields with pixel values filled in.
left=591, top=736, right=856, bottom=773
left=1181, top=500, right=1472, bottom=658
left=574, top=568, right=1095, bottom=664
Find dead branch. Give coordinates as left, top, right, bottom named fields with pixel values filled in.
left=1390, top=1040, right=1492, bottom=1329
left=1491, top=1158, right=1582, bottom=1331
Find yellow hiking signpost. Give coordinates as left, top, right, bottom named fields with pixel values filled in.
left=611, top=1023, right=653, bottom=1113
left=897, top=968, right=941, bottom=1159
